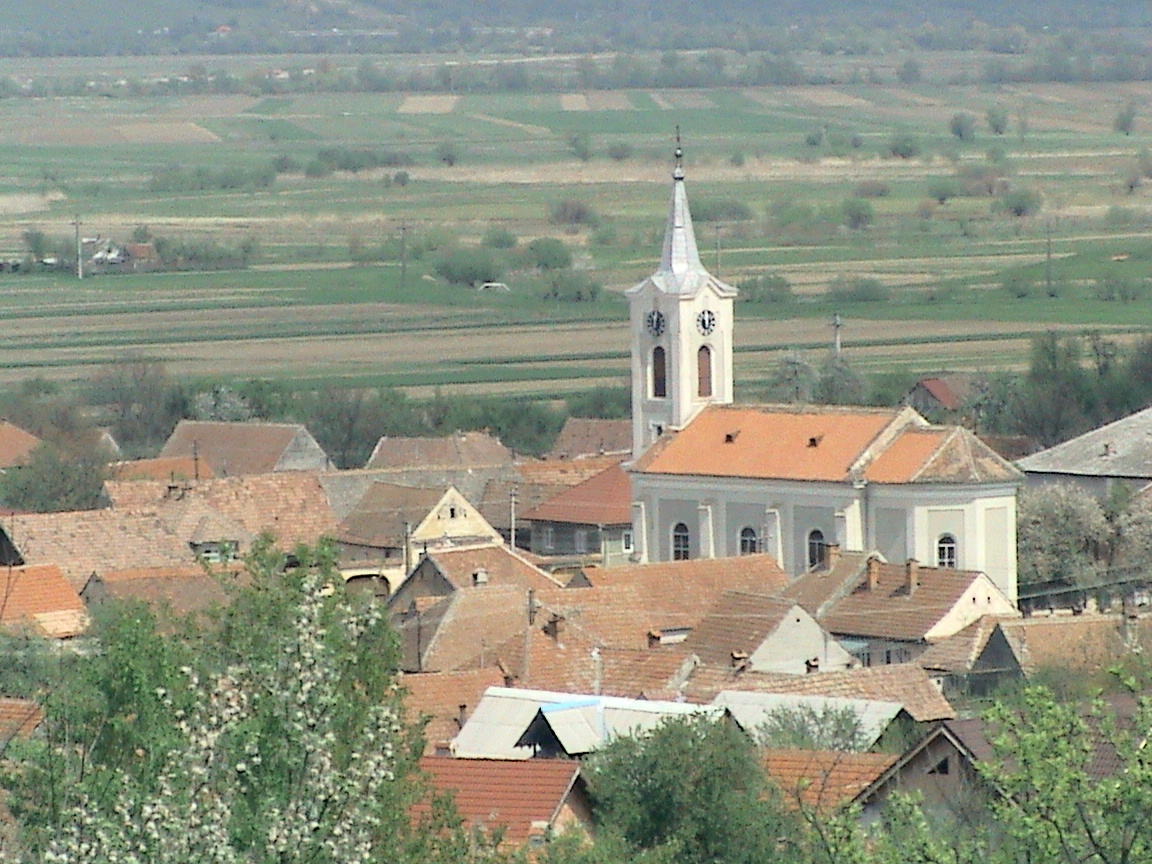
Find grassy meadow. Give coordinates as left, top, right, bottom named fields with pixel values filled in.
left=2, top=61, right=1152, bottom=399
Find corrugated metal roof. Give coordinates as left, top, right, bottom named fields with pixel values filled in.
left=1017, top=405, right=1152, bottom=478
left=713, top=690, right=904, bottom=749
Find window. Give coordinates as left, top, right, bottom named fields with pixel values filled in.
left=937, top=534, right=957, bottom=568
left=622, top=530, right=634, bottom=553
left=806, top=529, right=827, bottom=570
left=652, top=347, right=667, bottom=398
left=575, top=529, right=589, bottom=554
left=739, top=526, right=759, bottom=555
left=541, top=525, right=555, bottom=551
left=697, top=345, right=712, bottom=397
left=672, top=522, right=690, bottom=561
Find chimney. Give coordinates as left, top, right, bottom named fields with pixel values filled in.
left=456, top=703, right=467, bottom=730
left=543, top=612, right=565, bottom=642
left=867, top=556, right=881, bottom=591
left=472, top=567, right=489, bottom=587
left=730, top=650, right=750, bottom=669
left=805, top=657, right=820, bottom=674
left=825, top=543, right=841, bottom=570
left=647, top=630, right=662, bottom=649
left=905, top=559, right=920, bottom=595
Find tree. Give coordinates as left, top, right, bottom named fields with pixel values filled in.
left=764, top=351, right=816, bottom=403
left=582, top=715, right=798, bottom=864
left=526, top=236, right=572, bottom=270
left=4, top=541, right=438, bottom=864
left=87, top=361, right=190, bottom=455
left=757, top=704, right=866, bottom=751
left=435, top=141, right=459, bottom=166
left=987, top=105, right=1009, bottom=135
left=999, top=188, right=1042, bottom=217
left=568, top=131, right=593, bottom=162
left=433, top=247, right=504, bottom=287
left=841, top=198, right=874, bottom=230
left=927, top=176, right=962, bottom=204
left=1017, top=483, right=1110, bottom=588
left=813, top=353, right=866, bottom=405
left=1016, top=333, right=1094, bottom=446
left=887, top=130, right=921, bottom=159
left=1114, top=100, right=1137, bottom=136
left=897, top=58, right=922, bottom=83
left=0, top=441, right=108, bottom=512
left=949, top=112, right=977, bottom=141
left=981, top=687, right=1152, bottom=864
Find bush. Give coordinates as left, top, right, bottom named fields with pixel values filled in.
left=482, top=225, right=517, bottom=249
left=927, top=177, right=962, bottom=204
left=887, top=130, right=921, bottom=159
left=999, top=188, right=1043, bottom=217
left=538, top=270, right=601, bottom=302
left=829, top=276, right=888, bottom=302
left=842, top=197, right=875, bottom=230
left=738, top=273, right=792, bottom=303
left=525, top=237, right=571, bottom=270
left=606, top=142, right=633, bottom=162
left=550, top=199, right=600, bottom=229
left=436, top=142, right=459, bottom=166
left=1094, top=276, right=1147, bottom=303
left=1003, top=271, right=1034, bottom=298
left=433, top=247, right=504, bottom=287
left=949, top=111, right=978, bottom=140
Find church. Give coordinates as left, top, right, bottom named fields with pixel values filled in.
left=625, top=146, right=1021, bottom=604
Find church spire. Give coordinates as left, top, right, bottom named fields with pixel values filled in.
left=658, top=129, right=704, bottom=287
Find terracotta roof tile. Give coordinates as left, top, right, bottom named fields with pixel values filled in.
left=367, top=431, right=513, bottom=471
left=413, top=756, right=583, bottom=846
left=0, top=697, right=43, bottom=739
left=547, top=418, right=632, bottom=459
left=0, top=421, right=40, bottom=468
left=408, top=586, right=536, bottom=673
left=633, top=404, right=902, bottom=481
left=996, top=614, right=1152, bottom=676
left=522, top=464, right=632, bottom=526
left=479, top=479, right=569, bottom=532
left=89, top=565, right=235, bottom=620
left=0, top=565, right=88, bottom=637
left=109, top=455, right=216, bottom=482
left=682, top=591, right=804, bottom=667
left=764, top=749, right=899, bottom=812
left=916, top=615, right=1014, bottom=674
left=514, top=455, right=625, bottom=487
left=420, top=545, right=565, bottom=593
left=781, top=554, right=1016, bottom=643
left=864, top=430, right=950, bottom=483
left=335, top=483, right=446, bottom=547
left=160, top=420, right=330, bottom=476
left=1, top=510, right=195, bottom=588
left=401, top=668, right=508, bottom=752
left=681, top=664, right=955, bottom=722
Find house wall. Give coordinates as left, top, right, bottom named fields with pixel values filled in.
left=276, top=428, right=334, bottom=471
left=632, top=474, right=1019, bottom=602
left=923, top=574, right=1019, bottom=641
left=748, top=608, right=855, bottom=674
left=413, top=490, right=502, bottom=550
left=861, top=735, right=985, bottom=823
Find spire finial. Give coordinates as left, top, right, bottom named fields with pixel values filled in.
left=673, top=126, right=684, bottom=180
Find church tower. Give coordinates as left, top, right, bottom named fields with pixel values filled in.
left=627, top=141, right=738, bottom=458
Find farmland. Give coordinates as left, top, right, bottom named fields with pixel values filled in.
left=3, top=57, right=1152, bottom=400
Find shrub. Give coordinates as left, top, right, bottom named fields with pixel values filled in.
left=738, top=273, right=792, bottom=303
left=842, top=197, right=875, bottom=229
left=829, top=276, right=888, bottom=302
left=433, top=247, right=504, bottom=287
left=525, top=237, right=572, bottom=270
left=538, top=270, right=601, bottom=302
left=999, top=188, right=1043, bottom=217
left=949, top=111, right=978, bottom=141
left=927, top=177, right=962, bottom=204
left=550, top=199, right=600, bottom=228
left=482, top=225, right=517, bottom=249
left=606, top=142, right=633, bottom=162
left=887, top=130, right=921, bottom=159
left=692, top=198, right=754, bottom=222
left=1002, top=271, right=1034, bottom=298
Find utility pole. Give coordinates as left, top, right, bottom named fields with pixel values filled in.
left=1045, top=218, right=1053, bottom=296
left=509, top=486, right=518, bottom=550
left=73, top=215, right=82, bottom=280
left=714, top=224, right=722, bottom=276
left=832, top=313, right=842, bottom=356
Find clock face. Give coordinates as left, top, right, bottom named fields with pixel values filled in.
left=696, top=309, right=716, bottom=336
left=645, top=310, right=666, bottom=336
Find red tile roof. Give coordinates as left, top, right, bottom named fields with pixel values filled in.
left=764, top=749, right=899, bottom=812
left=335, top=483, right=446, bottom=547
left=547, top=418, right=632, bottom=459
left=160, top=420, right=328, bottom=476
left=0, top=697, right=43, bottom=739
left=401, top=668, right=508, bottom=752
left=90, top=564, right=234, bottom=620
left=632, top=404, right=1019, bottom=485
left=419, top=545, right=565, bottom=593
left=0, top=421, right=40, bottom=468
left=109, top=455, right=216, bottom=482
left=367, top=432, right=513, bottom=471
left=522, top=464, right=632, bottom=526
left=413, top=756, right=584, bottom=846
left=682, top=591, right=804, bottom=667
left=0, top=564, right=88, bottom=637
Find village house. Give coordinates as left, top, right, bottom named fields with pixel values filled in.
left=522, top=463, right=633, bottom=567
left=159, top=419, right=333, bottom=476
left=546, top=417, right=631, bottom=460
left=624, top=152, right=1021, bottom=603
left=0, top=420, right=41, bottom=470
left=779, top=551, right=1019, bottom=666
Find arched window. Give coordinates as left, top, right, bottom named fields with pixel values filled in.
left=739, top=526, right=759, bottom=555
left=652, top=347, right=667, bottom=398
left=672, top=522, right=690, bottom=561
left=937, top=534, right=957, bottom=568
left=807, top=529, right=827, bottom=571
left=697, top=345, right=713, bottom=397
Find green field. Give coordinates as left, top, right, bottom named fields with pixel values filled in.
left=1, top=69, right=1152, bottom=398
